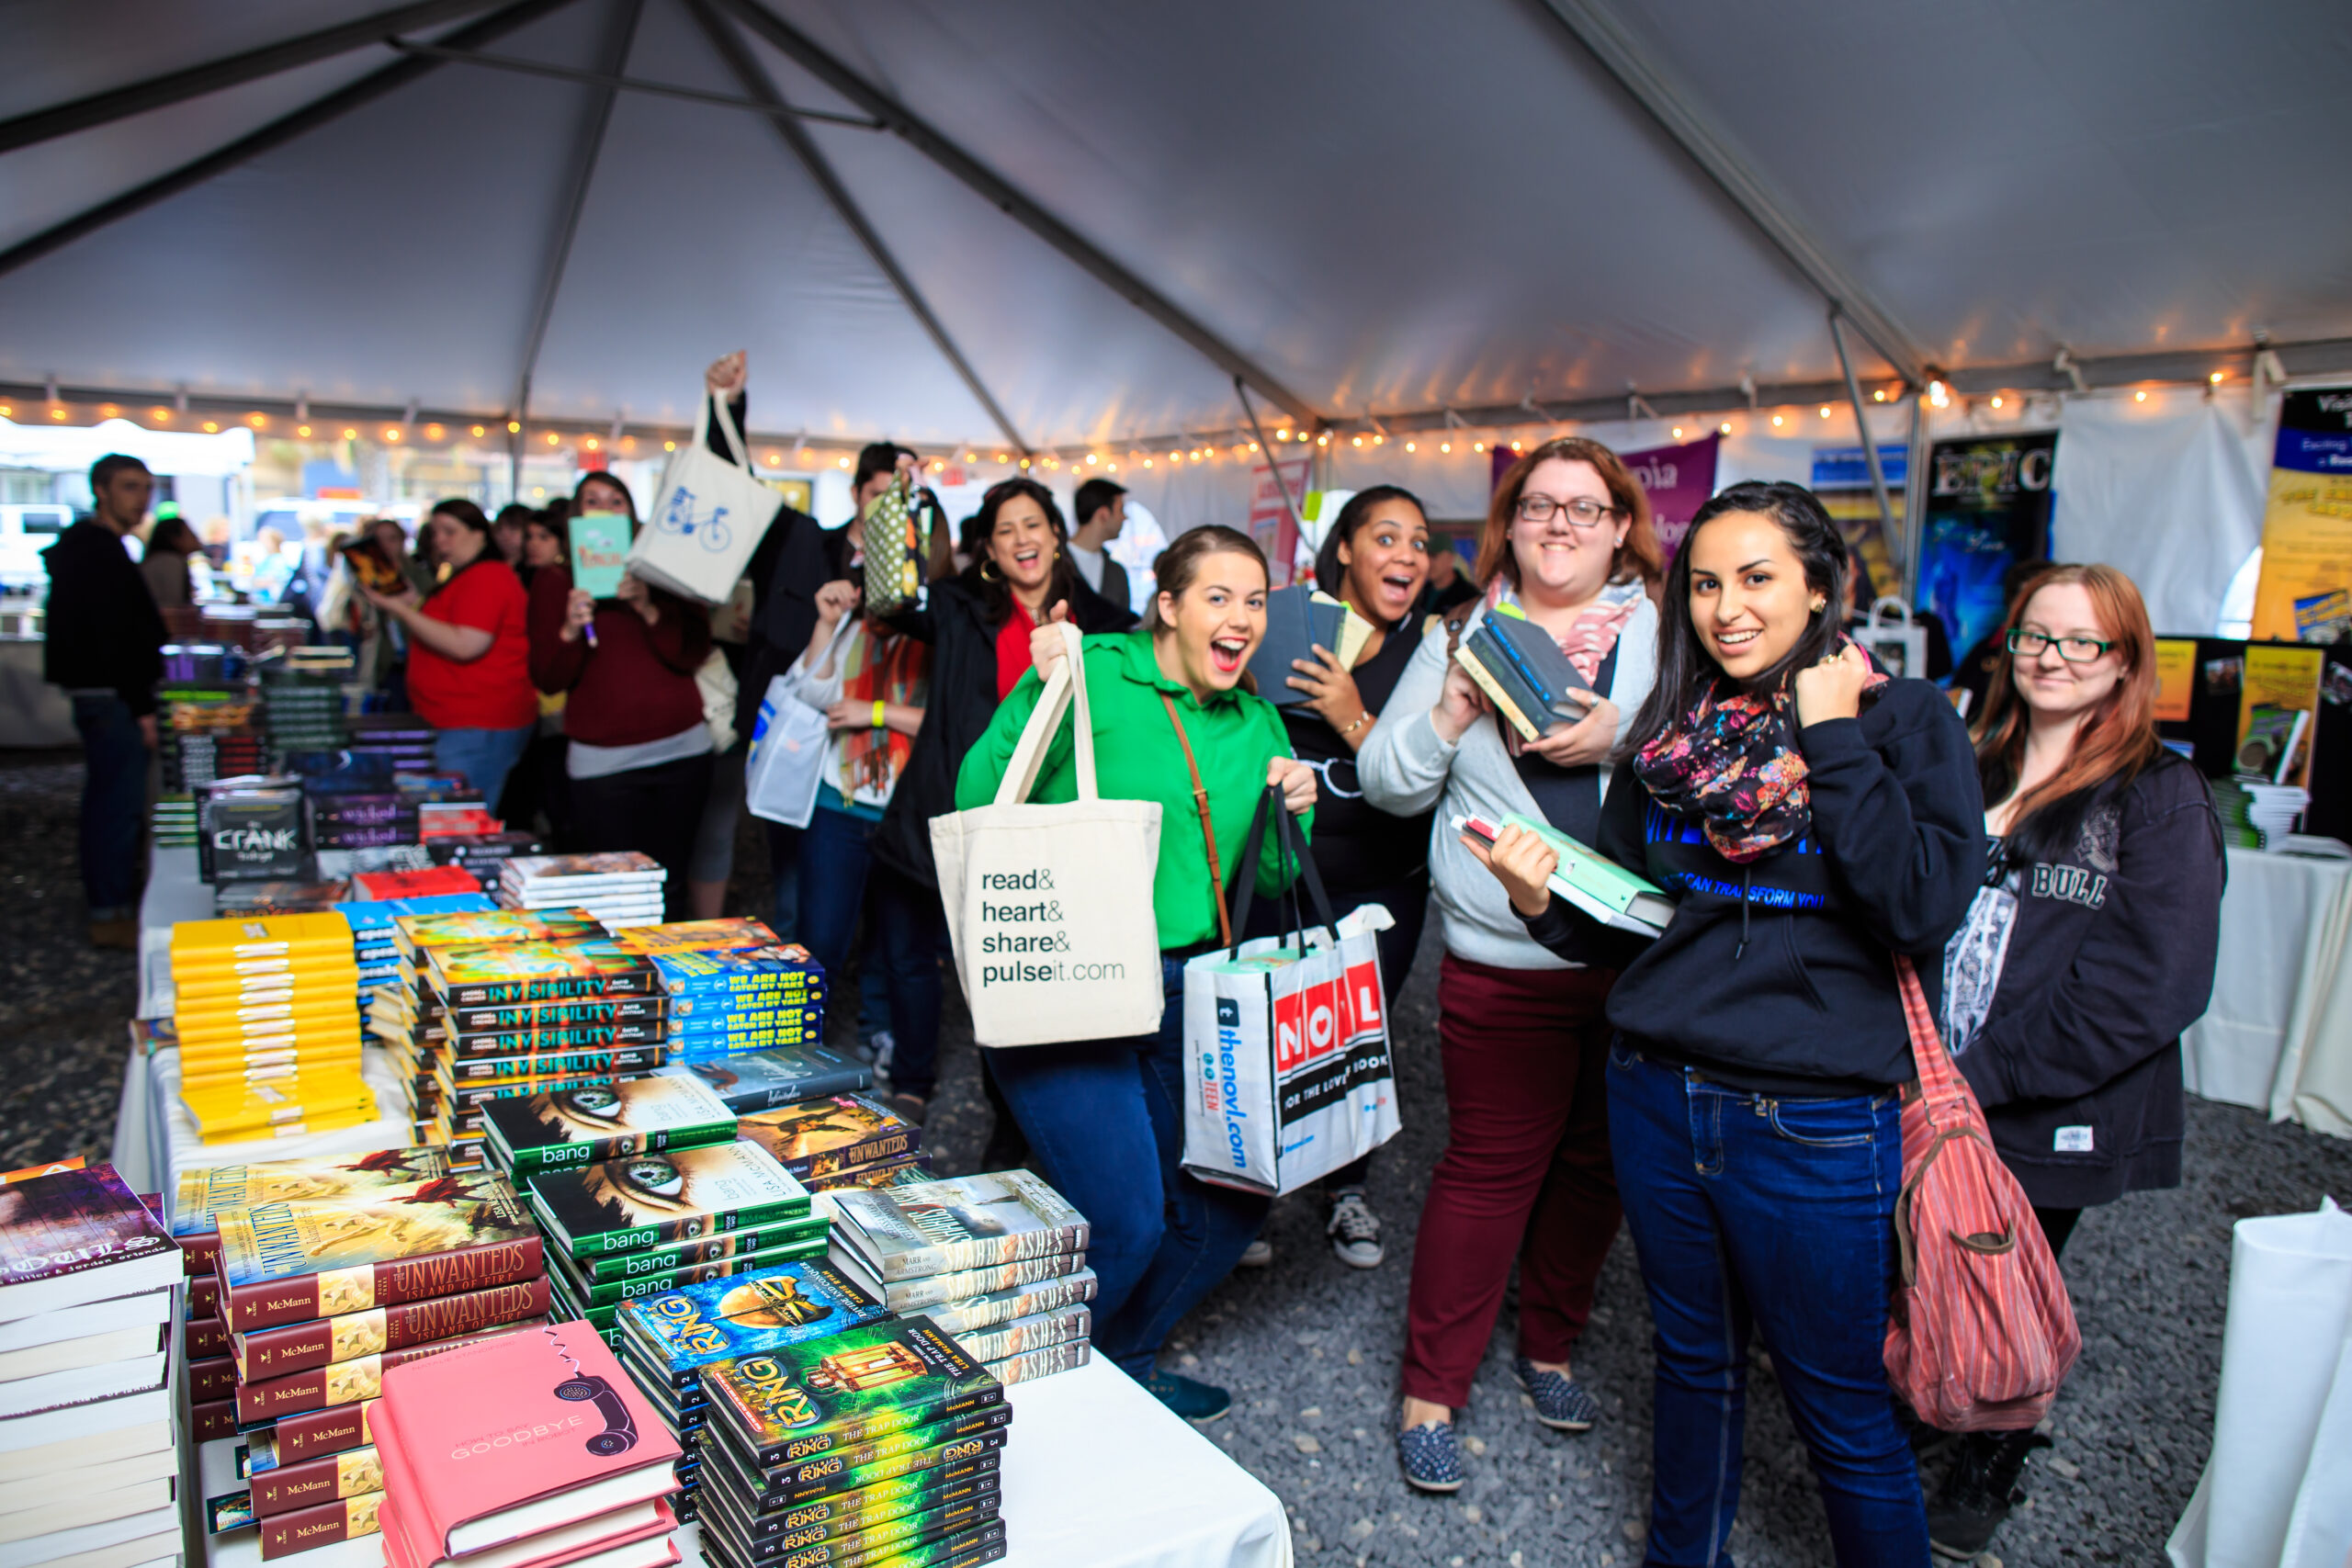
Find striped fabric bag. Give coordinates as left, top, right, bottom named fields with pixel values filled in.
left=1883, top=954, right=2084, bottom=1431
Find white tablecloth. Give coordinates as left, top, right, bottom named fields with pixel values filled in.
left=138, top=845, right=214, bottom=1020
left=193, top=1359, right=1291, bottom=1568
left=2182, top=842, right=2352, bottom=1137
left=110, top=1044, right=417, bottom=1196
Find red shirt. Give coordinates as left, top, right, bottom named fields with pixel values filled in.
left=405, top=562, right=537, bottom=730
left=995, top=598, right=1036, bottom=701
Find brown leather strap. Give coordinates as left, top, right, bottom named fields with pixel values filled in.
left=1160, top=692, right=1232, bottom=948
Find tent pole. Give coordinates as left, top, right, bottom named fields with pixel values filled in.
left=681, top=0, right=1028, bottom=457
left=1829, top=311, right=1897, bottom=557
left=511, top=0, right=645, bottom=434
left=1235, top=378, right=1304, bottom=535
left=381, top=38, right=879, bottom=127
left=1903, top=392, right=1930, bottom=604
left=0, top=0, right=584, bottom=283
left=0, top=0, right=508, bottom=155
left=715, top=0, right=1319, bottom=430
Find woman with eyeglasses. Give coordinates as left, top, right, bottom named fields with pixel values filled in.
left=1356, top=436, right=1662, bottom=1490
left=865, top=480, right=1136, bottom=1126
left=1920, top=565, right=2222, bottom=1559
left=1250, top=485, right=1436, bottom=1271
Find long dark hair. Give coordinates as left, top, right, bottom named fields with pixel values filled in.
left=424, top=498, right=500, bottom=597
left=964, top=479, right=1081, bottom=627
left=571, top=471, right=636, bottom=521
left=148, top=516, right=201, bottom=556
left=1313, top=484, right=1427, bottom=624
left=1476, top=435, right=1665, bottom=595
left=1621, top=480, right=1848, bottom=760
left=1974, top=563, right=2162, bottom=864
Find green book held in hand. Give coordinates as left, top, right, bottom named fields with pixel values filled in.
left=1454, top=812, right=1675, bottom=935
left=571, top=510, right=632, bottom=599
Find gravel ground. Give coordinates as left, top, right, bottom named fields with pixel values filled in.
left=12, top=749, right=2348, bottom=1565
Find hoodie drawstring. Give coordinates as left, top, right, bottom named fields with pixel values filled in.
left=1736, top=864, right=1752, bottom=961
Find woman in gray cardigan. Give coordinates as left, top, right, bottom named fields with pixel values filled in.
left=1357, top=436, right=1661, bottom=1493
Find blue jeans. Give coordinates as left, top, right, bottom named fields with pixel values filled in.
left=764, top=820, right=801, bottom=943
left=1606, top=1043, right=1927, bottom=1567
left=796, top=804, right=944, bottom=1099
left=983, top=957, right=1272, bottom=1381
left=434, top=724, right=534, bottom=811
left=73, top=694, right=149, bottom=918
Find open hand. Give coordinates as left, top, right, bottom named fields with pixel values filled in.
left=1460, top=822, right=1557, bottom=918
left=1524, top=691, right=1617, bottom=768
left=1794, top=642, right=1873, bottom=727
left=1269, top=756, right=1317, bottom=816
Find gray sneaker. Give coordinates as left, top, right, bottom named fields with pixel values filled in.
left=1238, top=1236, right=1273, bottom=1268
left=867, top=1031, right=896, bottom=1088
left=1326, top=1190, right=1385, bottom=1269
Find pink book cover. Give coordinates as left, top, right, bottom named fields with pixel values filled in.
left=379, top=1320, right=680, bottom=1559
left=381, top=1484, right=677, bottom=1568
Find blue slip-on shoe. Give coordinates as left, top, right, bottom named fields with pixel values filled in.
left=1398, top=1420, right=1465, bottom=1493
left=1143, top=1371, right=1232, bottom=1425
left=1514, top=1357, right=1600, bottom=1432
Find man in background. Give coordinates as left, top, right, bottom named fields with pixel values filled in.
left=1069, top=478, right=1131, bottom=614
left=44, top=453, right=165, bottom=948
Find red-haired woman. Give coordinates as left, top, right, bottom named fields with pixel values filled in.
left=1927, top=564, right=2224, bottom=1558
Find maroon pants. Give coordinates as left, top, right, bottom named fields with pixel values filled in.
left=1401, top=953, right=1623, bottom=1408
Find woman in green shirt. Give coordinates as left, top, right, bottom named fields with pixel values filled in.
left=956, top=525, right=1316, bottom=1425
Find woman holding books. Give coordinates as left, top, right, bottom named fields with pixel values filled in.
left=527, top=474, right=714, bottom=921
left=782, top=576, right=940, bottom=1122
left=357, top=499, right=537, bottom=807
left=870, top=479, right=1136, bottom=1148
left=1258, top=485, right=1436, bottom=1270
left=1354, top=436, right=1660, bottom=1486
left=1466, top=480, right=1983, bottom=1561
left=956, top=525, right=1316, bottom=1426
left=1918, top=565, right=2222, bottom=1559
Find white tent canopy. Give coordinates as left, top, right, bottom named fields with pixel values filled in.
left=3, top=0, right=2349, bottom=453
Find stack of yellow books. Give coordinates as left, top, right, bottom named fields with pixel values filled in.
left=170, top=913, right=376, bottom=1143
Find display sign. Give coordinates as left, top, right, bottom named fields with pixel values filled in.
left=2153, top=638, right=2197, bottom=723
left=2250, top=389, right=2352, bottom=644
left=2236, top=644, right=2324, bottom=788
left=1917, top=432, right=2057, bottom=670
left=1246, top=455, right=1313, bottom=587
left=1624, top=434, right=1720, bottom=562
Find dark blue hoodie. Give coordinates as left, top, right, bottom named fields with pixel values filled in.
left=1522, top=678, right=1986, bottom=1093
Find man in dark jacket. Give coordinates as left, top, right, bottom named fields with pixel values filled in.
left=44, top=453, right=165, bottom=948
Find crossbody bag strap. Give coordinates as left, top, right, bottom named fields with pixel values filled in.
left=1160, top=691, right=1232, bottom=949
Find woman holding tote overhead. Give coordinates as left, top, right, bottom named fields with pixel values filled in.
left=955, top=525, right=1315, bottom=1427
left=1355, top=436, right=1660, bottom=1488
left=1264, top=484, right=1437, bottom=1269
left=1921, top=565, right=2223, bottom=1560
left=1467, top=479, right=1983, bottom=1562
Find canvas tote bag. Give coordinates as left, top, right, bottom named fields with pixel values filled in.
left=1883, top=953, right=2083, bottom=1431
left=742, top=674, right=830, bottom=829
left=628, top=395, right=781, bottom=604
left=930, top=622, right=1164, bottom=1046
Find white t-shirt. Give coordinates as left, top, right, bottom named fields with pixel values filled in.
left=1067, top=542, right=1107, bottom=593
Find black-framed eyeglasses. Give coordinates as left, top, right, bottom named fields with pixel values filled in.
left=2007, top=628, right=2113, bottom=663
left=1514, top=495, right=1624, bottom=529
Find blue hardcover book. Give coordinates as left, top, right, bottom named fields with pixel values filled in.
left=667, top=1046, right=872, bottom=1112
left=334, top=891, right=498, bottom=938
left=650, top=947, right=830, bottom=1000
left=618, top=1258, right=890, bottom=1393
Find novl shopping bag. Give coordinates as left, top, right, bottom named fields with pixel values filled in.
left=628, top=394, right=780, bottom=604
left=930, top=624, right=1165, bottom=1046
left=1182, top=787, right=1399, bottom=1197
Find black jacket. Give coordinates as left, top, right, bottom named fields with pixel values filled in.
left=1955, top=750, right=2224, bottom=1208
left=870, top=572, right=1136, bottom=887
left=43, top=520, right=166, bottom=715
left=1522, top=678, right=1985, bottom=1091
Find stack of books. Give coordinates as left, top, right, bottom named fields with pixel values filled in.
left=198, top=775, right=311, bottom=887
left=215, top=882, right=349, bottom=916
left=344, top=714, right=436, bottom=775
left=613, top=1258, right=889, bottom=1503
left=662, top=1043, right=873, bottom=1117
left=828, top=1171, right=1095, bottom=1387
left=170, top=1148, right=458, bottom=1442
left=526, top=1139, right=824, bottom=1348
left=696, top=1317, right=1012, bottom=1568
left=259, top=666, right=348, bottom=756
left=735, top=1092, right=929, bottom=1192
left=2213, top=776, right=2311, bottom=851
left=152, top=793, right=198, bottom=851
left=497, top=854, right=669, bottom=930
left=204, top=1168, right=552, bottom=1556
left=1453, top=604, right=1593, bottom=741
left=0, top=1164, right=184, bottom=1568
left=630, top=945, right=829, bottom=1066
left=354, top=866, right=490, bottom=902
left=335, top=891, right=498, bottom=1042
left=307, top=784, right=418, bottom=853
left=376, top=1325, right=683, bottom=1568
left=481, top=1073, right=737, bottom=1184
left=169, top=912, right=373, bottom=1144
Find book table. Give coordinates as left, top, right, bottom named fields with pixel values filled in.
left=188, top=1357, right=1293, bottom=1568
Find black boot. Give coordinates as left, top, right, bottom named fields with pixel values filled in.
left=1928, top=1428, right=2051, bottom=1561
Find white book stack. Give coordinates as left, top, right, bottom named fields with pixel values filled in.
left=493, top=854, right=667, bottom=930
left=0, top=1165, right=184, bottom=1568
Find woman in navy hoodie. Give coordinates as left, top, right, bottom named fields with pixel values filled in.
left=1469, top=481, right=1983, bottom=1565
left=1923, top=564, right=2223, bottom=1558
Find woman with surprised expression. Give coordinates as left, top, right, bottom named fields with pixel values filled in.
left=1467, top=481, right=1984, bottom=1562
